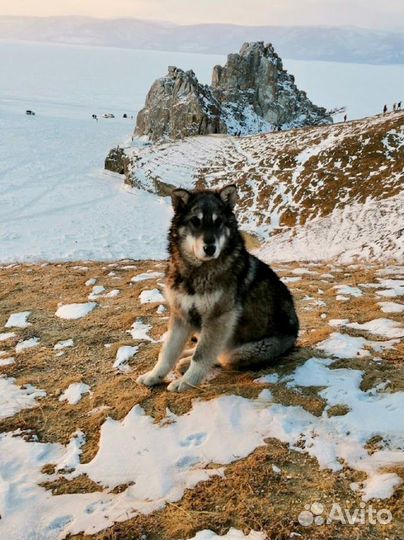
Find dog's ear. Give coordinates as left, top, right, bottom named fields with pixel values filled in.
left=171, top=188, right=191, bottom=212
left=219, top=184, right=237, bottom=209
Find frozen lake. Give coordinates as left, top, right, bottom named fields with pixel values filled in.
left=0, top=41, right=402, bottom=262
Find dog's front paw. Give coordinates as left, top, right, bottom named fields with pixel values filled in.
left=136, top=371, right=164, bottom=387
left=167, top=377, right=194, bottom=393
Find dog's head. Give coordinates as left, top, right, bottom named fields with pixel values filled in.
left=170, top=185, right=238, bottom=263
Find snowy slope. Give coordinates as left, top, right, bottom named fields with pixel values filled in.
left=121, top=111, right=404, bottom=263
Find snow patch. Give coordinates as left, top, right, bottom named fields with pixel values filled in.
left=113, top=346, right=139, bottom=372
left=131, top=271, right=164, bottom=283
left=0, top=376, right=46, bottom=418
left=139, top=289, right=165, bottom=304
left=59, top=382, right=91, bottom=405
left=127, top=319, right=156, bottom=342
left=15, top=337, right=40, bottom=353
left=5, top=311, right=31, bottom=328
left=377, top=301, right=404, bottom=313
left=55, top=302, right=97, bottom=320
left=317, top=332, right=369, bottom=358
left=54, top=339, right=74, bottom=350
left=0, top=332, right=16, bottom=341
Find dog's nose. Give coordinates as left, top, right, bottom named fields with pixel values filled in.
left=203, top=244, right=216, bottom=257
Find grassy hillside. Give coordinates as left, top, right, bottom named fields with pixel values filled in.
left=119, top=111, right=403, bottom=262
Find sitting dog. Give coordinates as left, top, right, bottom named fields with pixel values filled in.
left=137, top=185, right=299, bottom=392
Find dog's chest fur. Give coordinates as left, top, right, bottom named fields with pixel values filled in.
left=165, top=285, right=224, bottom=327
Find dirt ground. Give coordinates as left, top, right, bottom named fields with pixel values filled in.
left=0, top=259, right=403, bottom=540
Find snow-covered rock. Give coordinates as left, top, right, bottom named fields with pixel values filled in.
left=212, top=41, right=332, bottom=132
left=125, top=41, right=331, bottom=144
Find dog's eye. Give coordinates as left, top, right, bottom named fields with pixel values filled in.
left=190, top=216, right=201, bottom=227
left=214, top=217, right=222, bottom=226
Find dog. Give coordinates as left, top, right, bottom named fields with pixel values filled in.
left=136, top=184, right=299, bottom=392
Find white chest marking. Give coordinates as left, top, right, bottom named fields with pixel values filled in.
left=166, top=287, right=222, bottom=317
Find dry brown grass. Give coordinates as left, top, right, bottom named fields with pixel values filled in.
left=193, top=112, right=404, bottom=233
left=0, top=259, right=403, bottom=539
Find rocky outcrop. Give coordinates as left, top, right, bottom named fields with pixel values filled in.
left=133, top=41, right=332, bottom=141
left=135, top=66, right=222, bottom=141
left=104, top=146, right=130, bottom=175
left=212, top=42, right=331, bottom=130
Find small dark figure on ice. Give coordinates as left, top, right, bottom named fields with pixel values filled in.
left=26, top=110, right=35, bottom=116
left=92, top=114, right=98, bottom=121
left=383, top=104, right=388, bottom=115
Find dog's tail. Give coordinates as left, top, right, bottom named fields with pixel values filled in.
left=220, top=335, right=296, bottom=369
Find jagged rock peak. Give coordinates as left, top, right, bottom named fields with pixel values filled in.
left=133, top=41, right=332, bottom=142
left=134, top=65, right=221, bottom=141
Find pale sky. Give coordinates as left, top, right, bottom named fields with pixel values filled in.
left=0, top=0, right=402, bottom=30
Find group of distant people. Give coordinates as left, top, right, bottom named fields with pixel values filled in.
left=91, top=113, right=133, bottom=121
left=341, top=102, right=402, bottom=123
left=25, top=110, right=133, bottom=120
left=383, top=102, right=402, bottom=115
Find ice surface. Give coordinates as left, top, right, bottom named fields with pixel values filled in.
left=0, top=42, right=223, bottom=264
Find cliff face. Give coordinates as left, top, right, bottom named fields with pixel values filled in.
left=133, top=42, right=332, bottom=141
left=135, top=66, right=222, bottom=141
left=211, top=42, right=330, bottom=130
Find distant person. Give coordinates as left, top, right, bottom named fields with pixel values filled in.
left=343, top=114, right=347, bottom=122
left=92, top=114, right=98, bottom=121
left=123, top=113, right=128, bottom=118
left=393, top=103, right=397, bottom=112
left=398, top=101, right=402, bottom=110
left=383, top=104, right=388, bottom=115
